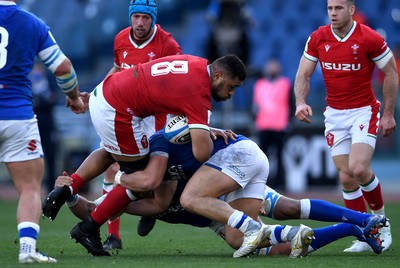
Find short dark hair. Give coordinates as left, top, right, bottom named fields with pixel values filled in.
left=212, top=54, right=247, bottom=81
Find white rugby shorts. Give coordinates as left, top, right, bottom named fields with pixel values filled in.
left=89, top=81, right=149, bottom=156
left=0, top=118, right=43, bottom=162
left=205, top=139, right=269, bottom=202
left=323, top=104, right=379, bottom=156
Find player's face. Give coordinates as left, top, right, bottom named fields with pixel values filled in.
left=130, top=13, right=153, bottom=40
left=211, top=72, right=242, bottom=102
left=327, top=0, right=355, bottom=31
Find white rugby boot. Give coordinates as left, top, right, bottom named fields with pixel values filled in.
left=289, top=224, right=315, bottom=258
left=19, top=250, right=57, bottom=264
left=233, top=223, right=271, bottom=258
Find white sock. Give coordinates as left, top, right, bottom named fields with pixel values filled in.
left=18, top=222, right=40, bottom=254
left=300, top=199, right=311, bottom=219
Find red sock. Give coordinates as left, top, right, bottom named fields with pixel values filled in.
left=361, top=175, right=384, bottom=211
left=91, top=186, right=132, bottom=225
left=103, top=189, right=121, bottom=240
left=70, top=173, right=86, bottom=195
left=344, top=196, right=367, bottom=213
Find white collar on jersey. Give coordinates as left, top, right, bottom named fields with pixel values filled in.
left=0, top=1, right=17, bottom=6
left=129, top=24, right=158, bottom=49
left=330, top=21, right=357, bottom=42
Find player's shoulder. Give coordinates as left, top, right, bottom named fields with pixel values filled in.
left=7, top=5, right=46, bottom=27
left=310, top=24, right=331, bottom=39
left=355, top=22, right=383, bottom=40
left=115, top=26, right=131, bottom=40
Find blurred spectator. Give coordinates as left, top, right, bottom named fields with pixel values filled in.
left=205, top=0, right=253, bottom=65
left=252, top=59, right=293, bottom=189
left=30, top=63, right=59, bottom=193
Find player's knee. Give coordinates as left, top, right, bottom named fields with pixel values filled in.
left=179, top=192, right=194, bottom=211
left=349, top=164, right=369, bottom=181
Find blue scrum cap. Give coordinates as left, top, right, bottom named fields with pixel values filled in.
left=128, top=0, right=158, bottom=28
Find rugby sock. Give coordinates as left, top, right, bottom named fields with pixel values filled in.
left=18, top=222, right=39, bottom=254
left=227, top=210, right=260, bottom=234
left=361, top=175, right=384, bottom=212
left=104, top=181, right=121, bottom=240
left=310, top=223, right=356, bottom=251
left=268, top=225, right=288, bottom=245
left=303, top=199, right=371, bottom=226
left=343, top=187, right=367, bottom=213
left=70, top=173, right=86, bottom=195
left=91, top=186, right=132, bottom=225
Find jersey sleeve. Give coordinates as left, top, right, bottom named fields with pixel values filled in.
left=365, top=28, right=393, bottom=69
left=303, top=30, right=319, bottom=62
left=149, top=131, right=170, bottom=158
left=162, top=36, right=182, bottom=56
left=35, top=17, right=57, bottom=53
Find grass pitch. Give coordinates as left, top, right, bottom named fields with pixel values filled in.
left=0, top=200, right=398, bottom=268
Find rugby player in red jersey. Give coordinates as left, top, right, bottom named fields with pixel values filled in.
left=101, top=0, right=182, bottom=248
left=294, top=0, right=397, bottom=253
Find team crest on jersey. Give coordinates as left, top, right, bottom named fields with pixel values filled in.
left=351, top=44, right=359, bottom=59
left=325, top=132, right=334, bottom=147
left=325, top=44, right=330, bottom=52
left=148, top=52, right=156, bottom=61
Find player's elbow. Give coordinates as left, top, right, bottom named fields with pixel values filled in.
left=140, top=177, right=162, bottom=191
left=193, top=150, right=211, bottom=163
left=53, top=58, right=72, bottom=76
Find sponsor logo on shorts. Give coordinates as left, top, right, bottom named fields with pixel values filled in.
left=27, top=140, right=37, bottom=151
left=104, top=143, right=119, bottom=151
left=227, top=165, right=245, bottom=180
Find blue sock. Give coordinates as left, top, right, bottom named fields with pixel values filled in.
left=273, top=225, right=285, bottom=243
left=19, top=227, right=38, bottom=240
left=310, top=223, right=356, bottom=251
left=309, top=199, right=370, bottom=226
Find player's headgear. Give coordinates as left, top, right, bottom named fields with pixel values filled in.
left=128, top=0, right=158, bottom=29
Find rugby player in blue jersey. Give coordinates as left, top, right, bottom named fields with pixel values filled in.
left=0, top=0, right=86, bottom=264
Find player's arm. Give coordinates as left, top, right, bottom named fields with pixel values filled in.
left=189, top=128, right=214, bottom=163
left=293, top=56, right=317, bottom=123
left=378, top=56, right=398, bottom=137
left=73, top=148, right=116, bottom=184
left=117, top=155, right=168, bottom=192
left=37, top=44, right=86, bottom=114
left=125, top=180, right=177, bottom=216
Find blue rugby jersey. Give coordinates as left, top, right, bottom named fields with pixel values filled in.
left=147, top=131, right=248, bottom=227
left=0, top=2, right=56, bottom=119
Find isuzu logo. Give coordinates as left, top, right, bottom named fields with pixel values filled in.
left=321, top=62, right=361, bottom=71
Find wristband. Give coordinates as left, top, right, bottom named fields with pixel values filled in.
left=115, top=171, right=124, bottom=185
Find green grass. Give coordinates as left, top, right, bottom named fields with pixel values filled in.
left=0, top=200, right=399, bottom=267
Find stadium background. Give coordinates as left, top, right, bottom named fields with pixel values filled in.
left=0, top=0, right=399, bottom=197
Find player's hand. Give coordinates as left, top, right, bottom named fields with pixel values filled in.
left=54, top=171, right=73, bottom=188
left=65, top=92, right=88, bottom=114
left=210, top=127, right=237, bottom=144
left=295, top=103, right=313, bottom=124
left=379, top=114, right=396, bottom=137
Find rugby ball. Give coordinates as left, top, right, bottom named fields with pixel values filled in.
left=164, top=115, right=191, bottom=144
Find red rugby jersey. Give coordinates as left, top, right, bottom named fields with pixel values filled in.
left=304, top=22, right=391, bottom=109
